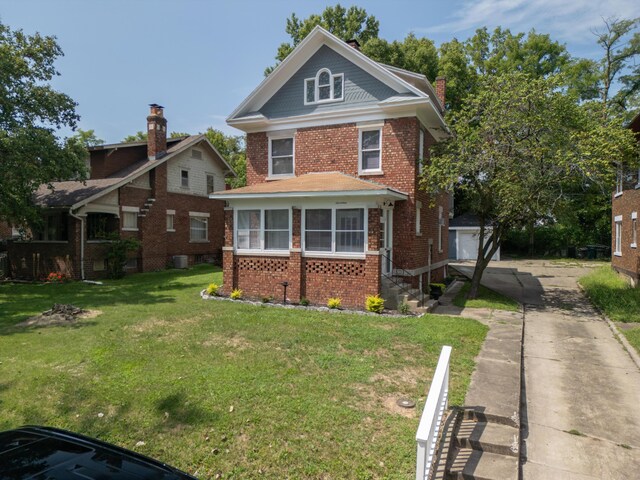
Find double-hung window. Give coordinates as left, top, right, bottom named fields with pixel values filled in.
left=359, top=128, right=382, bottom=174
left=269, top=135, right=294, bottom=177
left=632, top=212, right=637, bottom=248
left=236, top=209, right=290, bottom=252
left=304, top=208, right=365, bottom=255
left=122, top=206, right=139, bottom=231
left=614, top=215, right=623, bottom=256
left=616, top=169, right=624, bottom=196
left=190, top=212, right=209, bottom=242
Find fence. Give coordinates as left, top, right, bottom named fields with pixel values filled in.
left=416, top=345, right=452, bottom=480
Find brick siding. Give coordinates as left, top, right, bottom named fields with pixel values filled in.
left=612, top=190, right=640, bottom=284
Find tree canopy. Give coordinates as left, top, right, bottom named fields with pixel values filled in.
left=422, top=73, right=639, bottom=297
left=0, top=21, right=87, bottom=227
left=265, top=4, right=379, bottom=75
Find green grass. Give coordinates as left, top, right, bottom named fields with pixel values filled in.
left=452, top=282, right=520, bottom=311
left=580, top=266, right=640, bottom=353
left=0, top=265, right=487, bottom=479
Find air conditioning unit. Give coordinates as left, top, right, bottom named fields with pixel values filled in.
left=173, top=255, right=188, bottom=269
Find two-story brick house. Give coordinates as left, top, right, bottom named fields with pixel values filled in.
left=212, top=27, right=451, bottom=309
left=612, top=111, right=640, bottom=285
left=8, top=105, right=234, bottom=280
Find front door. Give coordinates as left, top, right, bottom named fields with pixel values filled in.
left=380, top=208, right=393, bottom=275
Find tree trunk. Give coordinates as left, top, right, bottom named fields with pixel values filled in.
left=468, top=256, right=491, bottom=299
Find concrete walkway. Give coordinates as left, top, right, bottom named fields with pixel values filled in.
left=453, top=260, right=640, bottom=479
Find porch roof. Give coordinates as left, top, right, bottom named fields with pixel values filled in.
left=210, top=172, right=408, bottom=201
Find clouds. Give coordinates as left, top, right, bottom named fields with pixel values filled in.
left=420, top=0, right=638, bottom=45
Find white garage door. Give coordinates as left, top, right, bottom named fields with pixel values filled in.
left=457, top=230, right=500, bottom=261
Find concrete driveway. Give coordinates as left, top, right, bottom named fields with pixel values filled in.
left=452, top=259, right=640, bottom=479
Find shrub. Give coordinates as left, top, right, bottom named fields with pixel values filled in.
left=105, top=236, right=140, bottom=279
left=430, top=283, right=446, bottom=291
left=327, top=297, right=342, bottom=309
left=366, top=295, right=385, bottom=314
left=230, top=288, right=243, bottom=300
left=299, top=297, right=310, bottom=306
left=206, top=283, right=220, bottom=296
left=262, top=295, right=273, bottom=303
left=399, top=302, right=411, bottom=314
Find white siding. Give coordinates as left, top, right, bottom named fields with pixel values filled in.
left=167, top=145, right=226, bottom=196
left=130, top=172, right=150, bottom=189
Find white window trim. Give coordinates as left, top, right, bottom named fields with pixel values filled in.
left=206, top=173, right=216, bottom=195
left=358, top=127, right=383, bottom=175
left=418, top=129, right=425, bottom=169
left=632, top=212, right=637, bottom=248
left=189, top=214, right=209, bottom=243
left=614, top=216, right=622, bottom=256
left=302, top=206, right=368, bottom=258
left=167, top=209, right=175, bottom=232
left=303, top=68, right=344, bottom=106
left=122, top=206, right=139, bottom=232
left=181, top=169, right=190, bottom=189
left=438, top=205, right=444, bottom=252
left=234, top=208, right=292, bottom=253
left=615, top=169, right=624, bottom=196
left=416, top=201, right=422, bottom=236
left=268, top=133, right=295, bottom=179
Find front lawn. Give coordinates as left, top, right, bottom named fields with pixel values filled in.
left=579, top=266, right=640, bottom=353
left=452, top=282, right=520, bottom=311
left=0, top=266, right=487, bottom=479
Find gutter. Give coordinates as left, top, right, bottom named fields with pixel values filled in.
left=68, top=209, right=85, bottom=280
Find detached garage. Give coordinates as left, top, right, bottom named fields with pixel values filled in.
left=448, top=213, right=500, bottom=261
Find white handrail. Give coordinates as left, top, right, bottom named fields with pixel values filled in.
left=416, top=345, right=452, bottom=480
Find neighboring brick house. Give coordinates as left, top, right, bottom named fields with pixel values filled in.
left=211, top=27, right=451, bottom=309
left=8, top=105, right=234, bottom=280
left=612, top=111, right=640, bottom=285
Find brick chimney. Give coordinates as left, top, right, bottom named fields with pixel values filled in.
left=147, top=103, right=167, bottom=160
left=435, top=76, right=446, bottom=111
left=346, top=39, right=361, bottom=51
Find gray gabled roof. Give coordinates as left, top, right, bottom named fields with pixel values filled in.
left=35, top=134, right=236, bottom=209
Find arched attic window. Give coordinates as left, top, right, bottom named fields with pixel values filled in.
left=304, top=68, right=344, bottom=105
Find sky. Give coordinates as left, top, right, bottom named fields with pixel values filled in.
left=1, top=0, right=638, bottom=143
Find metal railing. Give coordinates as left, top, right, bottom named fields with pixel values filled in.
left=380, top=252, right=425, bottom=304
left=416, top=345, right=452, bottom=480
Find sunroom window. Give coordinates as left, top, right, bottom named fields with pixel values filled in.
left=304, top=208, right=365, bottom=254
left=237, top=209, right=290, bottom=251
left=304, top=68, right=344, bottom=105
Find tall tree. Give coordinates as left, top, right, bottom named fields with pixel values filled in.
left=438, top=27, right=571, bottom=110
left=266, top=4, right=379, bottom=75
left=122, top=131, right=148, bottom=142
left=73, top=129, right=104, bottom=147
left=422, top=73, right=638, bottom=298
left=204, top=128, right=246, bottom=188
left=362, top=33, right=439, bottom=81
left=0, top=21, right=87, bottom=226
left=592, top=17, right=640, bottom=119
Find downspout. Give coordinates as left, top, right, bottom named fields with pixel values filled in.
left=69, top=209, right=85, bottom=280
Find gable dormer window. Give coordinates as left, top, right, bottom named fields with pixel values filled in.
left=304, top=68, right=344, bottom=105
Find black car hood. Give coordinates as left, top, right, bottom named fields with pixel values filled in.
left=0, top=426, right=197, bottom=479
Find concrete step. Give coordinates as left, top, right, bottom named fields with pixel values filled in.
left=461, top=408, right=519, bottom=429
left=455, top=419, right=519, bottom=457
left=447, top=447, right=518, bottom=480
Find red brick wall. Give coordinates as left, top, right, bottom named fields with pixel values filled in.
left=612, top=190, right=640, bottom=283
left=234, top=116, right=450, bottom=303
